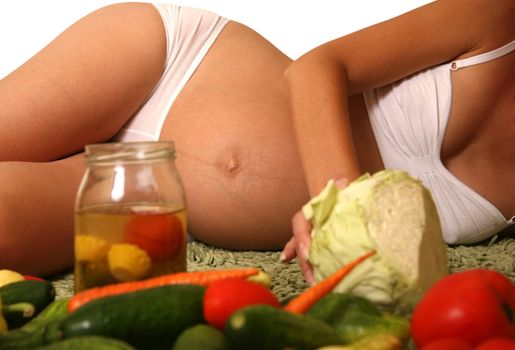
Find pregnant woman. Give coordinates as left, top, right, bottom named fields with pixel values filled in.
left=0, top=0, right=513, bottom=277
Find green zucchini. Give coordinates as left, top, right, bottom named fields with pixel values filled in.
left=0, top=280, right=56, bottom=329
left=172, top=324, right=229, bottom=350
left=306, top=293, right=410, bottom=344
left=0, top=299, right=68, bottom=349
left=225, top=305, right=343, bottom=350
left=59, top=284, right=205, bottom=350
left=34, top=336, right=135, bottom=350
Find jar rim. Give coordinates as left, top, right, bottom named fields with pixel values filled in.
left=84, top=141, right=175, bottom=164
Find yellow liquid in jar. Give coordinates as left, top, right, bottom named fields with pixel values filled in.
left=74, top=203, right=187, bottom=293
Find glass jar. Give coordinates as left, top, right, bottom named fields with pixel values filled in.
left=74, top=141, right=187, bottom=293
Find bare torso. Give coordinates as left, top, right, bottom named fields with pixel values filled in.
left=160, top=22, right=309, bottom=249
left=160, top=21, right=514, bottom=249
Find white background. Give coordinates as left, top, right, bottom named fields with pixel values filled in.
left=0, top=0, right=432, bottom=79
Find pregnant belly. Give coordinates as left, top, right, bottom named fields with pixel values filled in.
left=160, top=93, right=309, bottom=250
left=155, top=20, right=312, bottom=249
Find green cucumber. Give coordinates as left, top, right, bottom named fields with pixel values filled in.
left=0, top=299, right=68, bottom=349
left=172, top=324, right=229, bottom=350
left=59, top=284, right=205, bottom=350
left=225, top=305, right=343, bottom=350
left=34, top=336, right=135, bottom=350
left=331, top=311, right=410, bottom=344
left=306, top=293, right=381, bottom=323
left=0, top=280, right=56, bottom=329
left=306, top=293, right=410, bottom=344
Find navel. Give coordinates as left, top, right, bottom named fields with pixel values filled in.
left=215, top=145, right=244, bottom=178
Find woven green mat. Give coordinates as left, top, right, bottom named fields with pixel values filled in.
left=52, top=231, right=514, bottom=300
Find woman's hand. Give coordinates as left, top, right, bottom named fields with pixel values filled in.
left=280, top=211, right=315, bottom=286
left=280, top=178, right=349, bottom=286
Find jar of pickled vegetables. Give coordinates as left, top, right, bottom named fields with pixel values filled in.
left=74, top=141, right=187, bottom=293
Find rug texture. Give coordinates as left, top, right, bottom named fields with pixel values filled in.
left=52, top=230, right=514, bottom=300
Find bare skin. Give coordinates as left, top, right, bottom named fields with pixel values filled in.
left=281, top=0, right=515, bottom=283
left=160, top=21, right=311, bottom=250
left=0, top=3, right=313, bottom=275
left=0, top=1, right=512, bottom=278
left=0, top=3, right=168, bottom=275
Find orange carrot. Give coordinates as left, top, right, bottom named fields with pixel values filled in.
left=283, top=250, right=376, bottom=314
left=68, top=267, right=261, bottom=312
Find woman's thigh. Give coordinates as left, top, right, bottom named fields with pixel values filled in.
left=0, top=3, right=166, bottom=162
left=0, top=154, right=85, bottom=275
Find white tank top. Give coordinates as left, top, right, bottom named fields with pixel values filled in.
left=363, top=40, right=515, bottom=244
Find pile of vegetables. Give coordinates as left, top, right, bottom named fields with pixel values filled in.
left=0, top=263, right=513, bottom=349
left=0, top=252, right=414, bottom=350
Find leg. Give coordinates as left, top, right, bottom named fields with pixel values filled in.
left=0, top=154, right=84, bottom=276
left=0, top=2, right=166, bottom=161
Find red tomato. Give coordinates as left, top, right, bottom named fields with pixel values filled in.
left=420, top=338, right=473, bottom=350
left=203, top=278, right=280, bottom=330
left=411, top=269, right=514, bottom=348
left=475, top=338, right=515, bottom=350
left=125, top=212, right=184, bottom=262
left=478, top=270, right=515, bottom=310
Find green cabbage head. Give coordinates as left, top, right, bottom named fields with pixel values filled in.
left=306, top=170, right=448, bottom=306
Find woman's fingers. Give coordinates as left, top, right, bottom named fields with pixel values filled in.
left=292, top=211, right=311, bottom=259
left=292, top=211, right=315, bottom=286
left=280, top=236, right=297, bottom=262
left=297, top=250, right=315, bottom=286
left=280, top=211, right=315, bottom=285
left=334, top=177, right=349, bottom=189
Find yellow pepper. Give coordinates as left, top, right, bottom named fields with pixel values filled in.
left=107, top=243, right=151, bottom=282
left=75, top=235, right=111, bottom=262
left=0, top=270, right=25, bottom=288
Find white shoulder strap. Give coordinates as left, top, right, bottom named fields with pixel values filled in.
left=451, top=40, right=515, bottom=71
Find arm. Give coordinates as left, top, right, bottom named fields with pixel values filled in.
left=286, top=0, right=513, bottom=194
left=282, top=0, right=514, bottom=280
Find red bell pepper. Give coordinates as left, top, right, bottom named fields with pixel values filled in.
left=203, top=278, right=280, bottom=330
left=411, top=269, right=514, bottom=348
left=24, top=275, right=45, bottom=282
